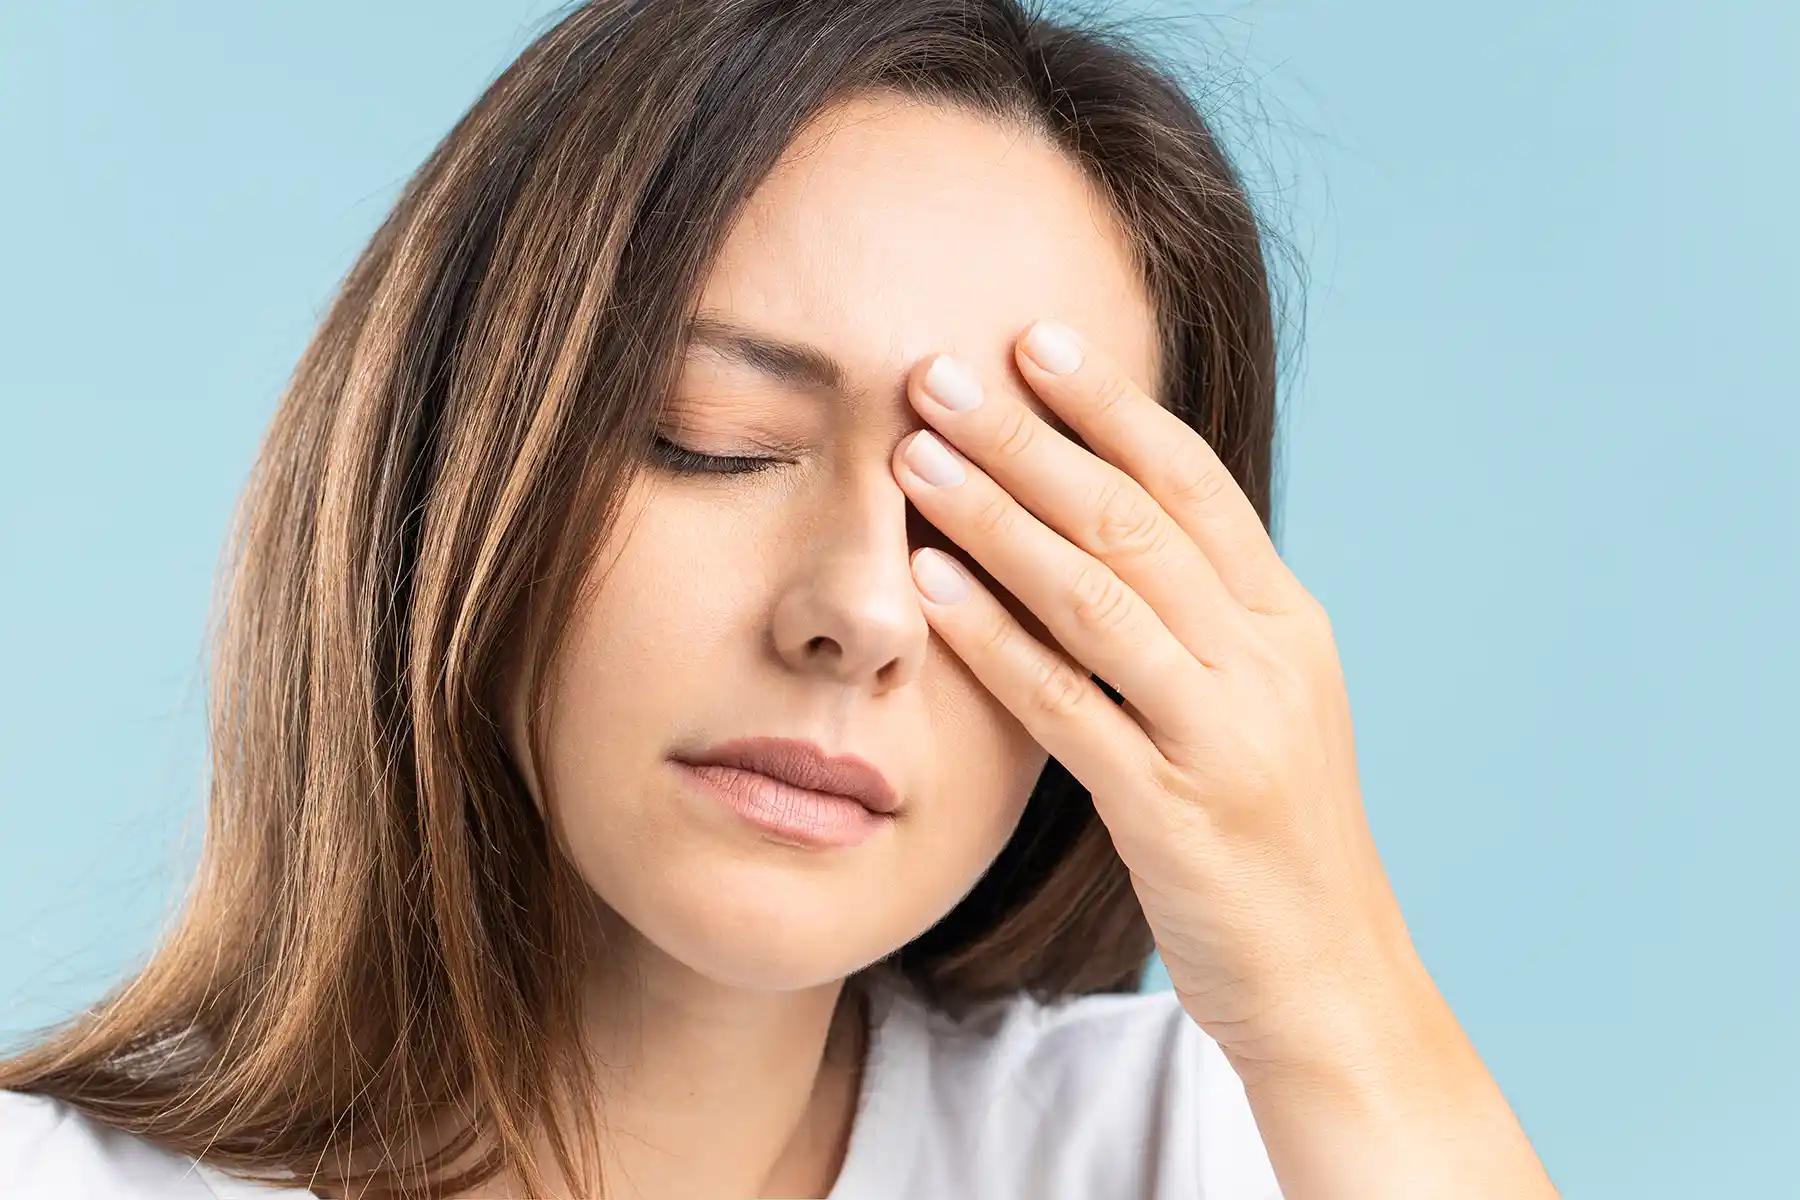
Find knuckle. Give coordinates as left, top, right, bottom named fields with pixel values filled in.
left=1148, top=754, right=1200, bottom=807
left=993, top=406, right=1038, bottom=462
left=1090, top=477, right=1168, bottom=560
left=1165, top=451, right=1231, bottom=509
left=1068, top=561, right=1137, bottom=637
left=1088, top=370, right=1138, bottom=418
left=972, top=491, right=1015, bottom=538
left=1027, top=653, right=1093, bottom=719
left=1300, top=592, right=1334, bottom=639
left=975, top=607, right=1018, bottom=659
left=1278, top=601, right=1331, bottom=661
left=1246, top=637, right=1307, bottom=704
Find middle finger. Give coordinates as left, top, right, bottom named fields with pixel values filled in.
left=893, top=421, right=1212, bottom=747
left=901, top=351, right=1252, bottom=671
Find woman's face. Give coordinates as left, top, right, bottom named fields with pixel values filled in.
left=514, top=94, right=1160, bottom=991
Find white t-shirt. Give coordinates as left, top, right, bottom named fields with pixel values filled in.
left=0, top=975, right=1283, bottom=1198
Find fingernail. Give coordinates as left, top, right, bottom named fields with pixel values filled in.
left=912, top=548, right=970, bottom=605
left=904, top=431, right=965, bottom=487
left=923, top=355, right=984, bottom=411
left=1023, top=320, right=1083, bottom=374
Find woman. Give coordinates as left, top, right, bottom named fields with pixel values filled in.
left=0, top=1, right=1559, bottom=1196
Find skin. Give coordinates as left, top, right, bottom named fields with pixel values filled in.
left=489, top=92, right=1559, bottom=1199
left=485, top=93, right=1155, bottom=1199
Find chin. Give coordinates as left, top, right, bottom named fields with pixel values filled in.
left=649, top=914, right=890, bottom=993
left=623, top=854, right=920, bottom=992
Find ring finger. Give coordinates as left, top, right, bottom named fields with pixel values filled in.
left=893, top=428, right=1217, bottom=749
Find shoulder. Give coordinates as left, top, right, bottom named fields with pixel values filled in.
left=879, top=982, right=1284, bottom=1199
left=0, top=1090, right=316, bottom=1200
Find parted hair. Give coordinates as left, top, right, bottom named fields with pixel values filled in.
left=0, top=1, right=1286, bottom=1195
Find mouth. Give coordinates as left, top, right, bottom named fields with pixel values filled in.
left=670, top=737, right=900, bottom=851
left=672, top=736, right=900, bottom=814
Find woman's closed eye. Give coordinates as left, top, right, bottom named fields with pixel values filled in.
left=651, top=435, right=783, bottom=477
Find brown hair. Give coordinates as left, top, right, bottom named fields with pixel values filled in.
left=0, top=0, right=1290, bottom=1195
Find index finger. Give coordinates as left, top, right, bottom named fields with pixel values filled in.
left=1015, top=318, right=1307, bottom=617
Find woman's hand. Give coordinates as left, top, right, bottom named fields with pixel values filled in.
left=893, top=316, right=1401, bottom=1070
left=891, top=319, right=1558, bottom=1199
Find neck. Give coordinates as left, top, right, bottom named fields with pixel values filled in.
left=468, top=924, right=872, bottom=1199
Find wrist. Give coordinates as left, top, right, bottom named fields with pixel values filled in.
left=1221, top=943, right=1559, bottom=1200
left=1222, top=928, right=1477, bottom=1103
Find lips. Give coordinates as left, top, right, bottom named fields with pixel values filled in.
left=672, top=737, right=900, bottom=814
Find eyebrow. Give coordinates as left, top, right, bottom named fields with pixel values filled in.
left=677, top=310, right=1087, bottom=440
left=681, top=311, right=852, bottom=398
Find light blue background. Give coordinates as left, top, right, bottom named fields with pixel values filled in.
left=1, top=2, right=1794, bottom=1195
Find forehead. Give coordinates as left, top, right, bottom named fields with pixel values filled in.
left=691, top=94, right=1161, bottom=421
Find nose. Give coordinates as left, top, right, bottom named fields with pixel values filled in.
left=769, top=470, right=933, bottom=693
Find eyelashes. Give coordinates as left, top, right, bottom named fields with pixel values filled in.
left=654, top=435, right=1006, bottom=604
left=650, top=435, right=782, bottom=477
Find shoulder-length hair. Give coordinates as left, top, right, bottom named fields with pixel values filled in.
left=1, top=1, right=1289, bottom=1194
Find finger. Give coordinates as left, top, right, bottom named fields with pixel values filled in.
left=1015, top=319, right=1309, bottom=617
left=909, top=348, right=1254, bottom=671
left=896, top=429, right=1220, bottom=751
left=906, top=543, right=1189, bottom=838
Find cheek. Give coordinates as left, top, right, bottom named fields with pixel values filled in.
left=921, top=634, right=1052, bottom=845
left=527, top=504, right=744, bottom=812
